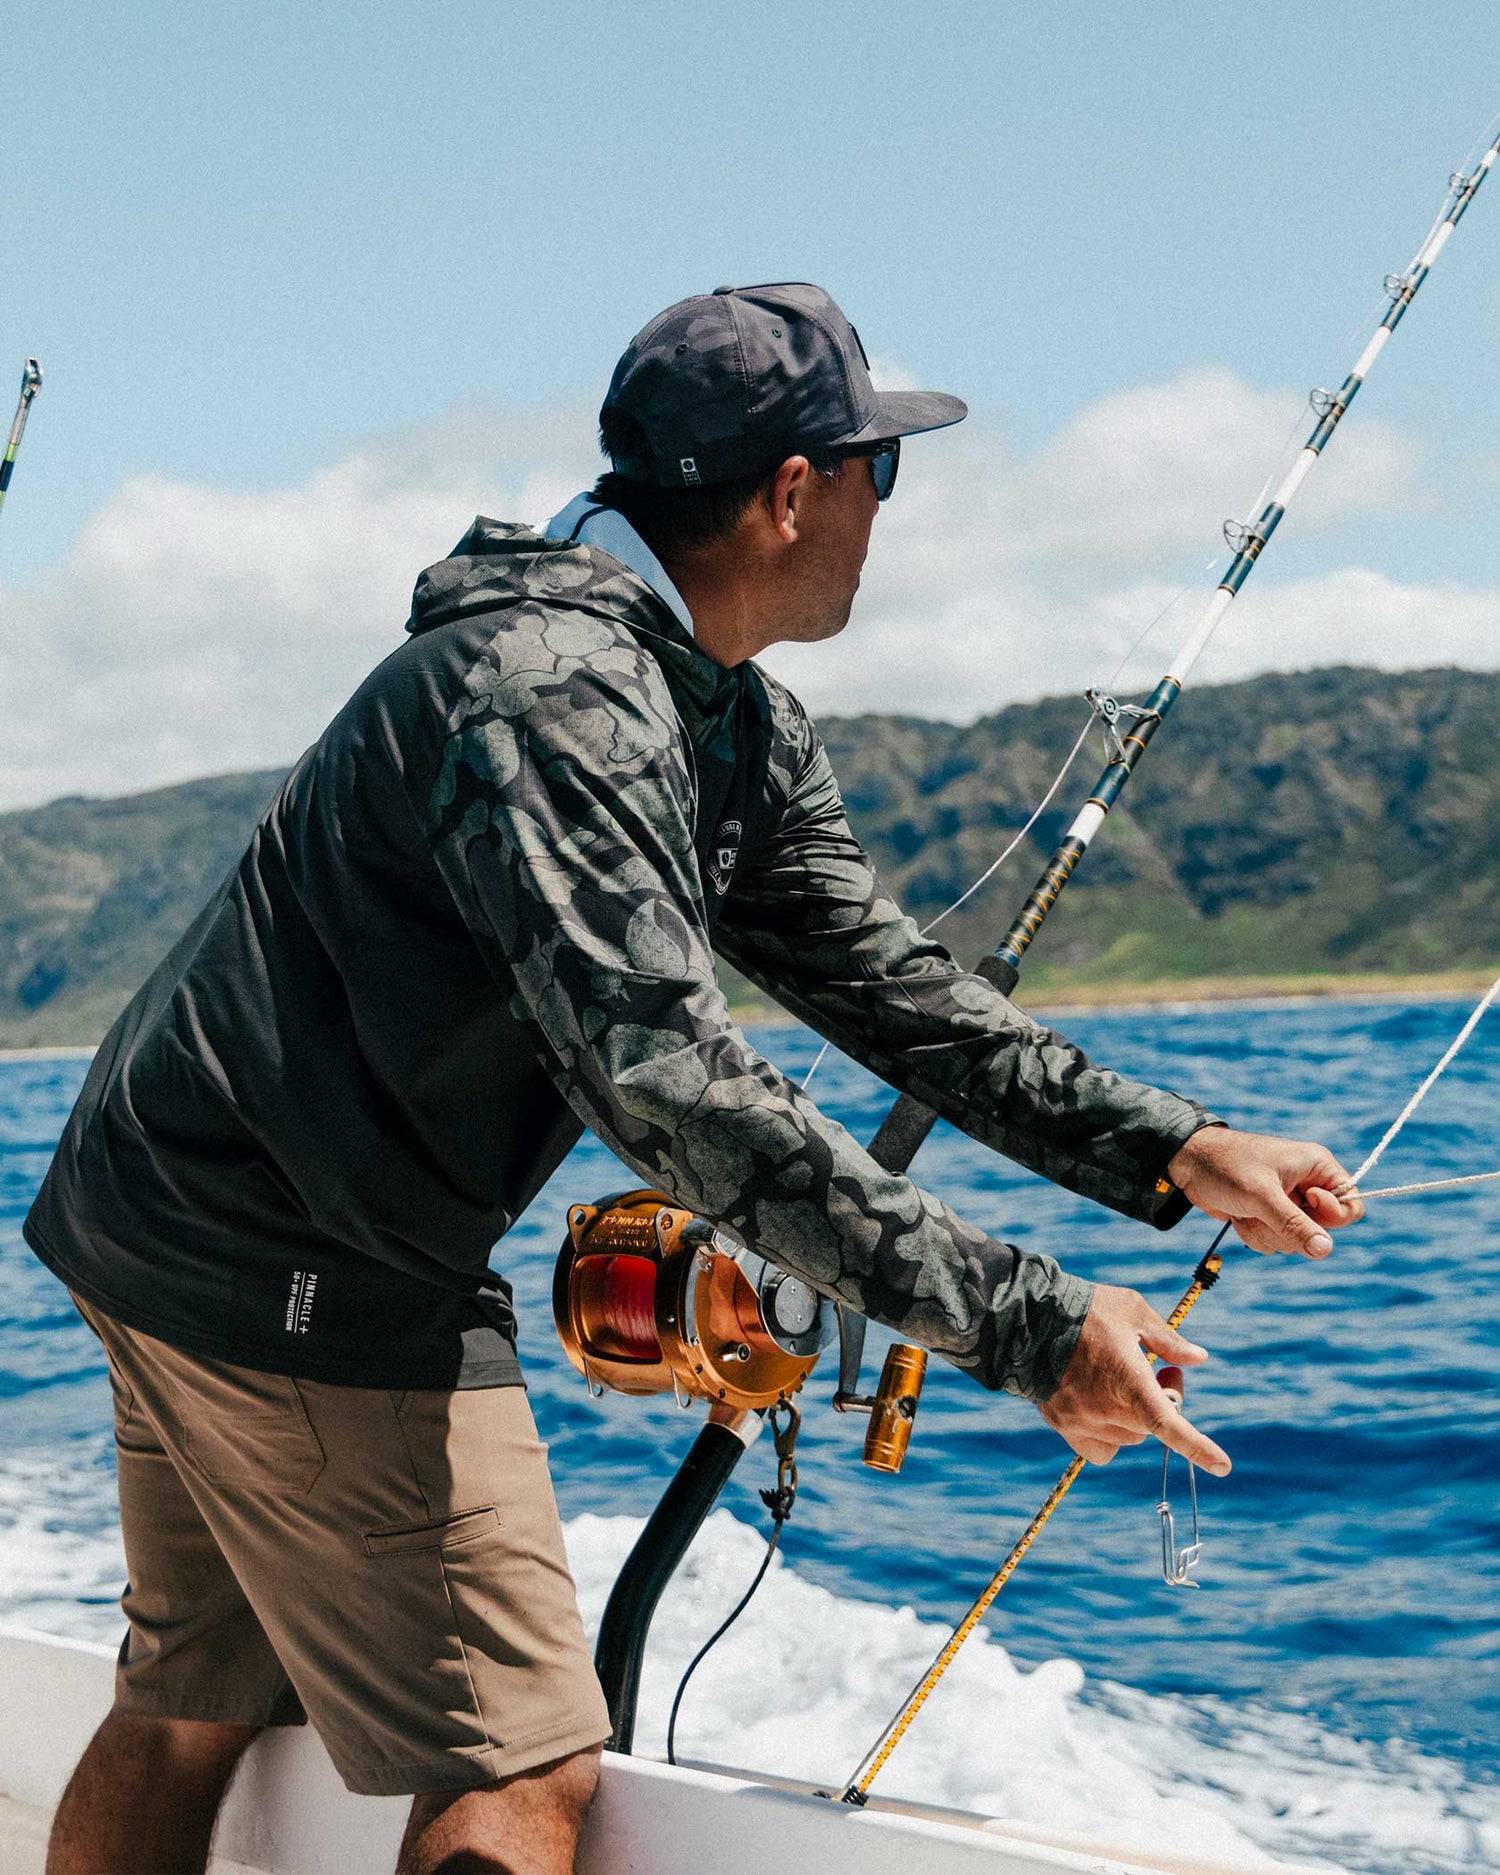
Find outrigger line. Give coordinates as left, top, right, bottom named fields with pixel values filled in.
left=0, top=360, right=43, bottom=524
left=836, top=120, right=1500, bottom=1808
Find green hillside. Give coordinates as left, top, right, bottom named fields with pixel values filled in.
left=817, top=666, right=1500, bottom=998
left=2, top=668, right=1497, bottom=1048
left=0, top=771, right=287, bottom=1047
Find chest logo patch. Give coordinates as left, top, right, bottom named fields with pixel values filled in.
left=707, top=819, right=742, bottom=895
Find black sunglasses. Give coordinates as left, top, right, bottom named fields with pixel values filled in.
left=816, top=437, right=901, bottom=500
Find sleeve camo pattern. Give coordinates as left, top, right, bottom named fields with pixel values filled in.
left=715, top=679, right=1219, bottom=1224
left=423, top=607, right=1092, bottom=1400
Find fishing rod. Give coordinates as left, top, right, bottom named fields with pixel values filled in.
left=863, top=131, right=1500, bottom=1186
left=835, top=122, right=1500, bottom=1806
left=0, top=360, right=43, bottom=525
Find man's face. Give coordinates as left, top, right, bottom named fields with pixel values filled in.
left=775, top=452, right=882, bottom=646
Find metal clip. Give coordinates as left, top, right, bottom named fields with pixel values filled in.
left=760, top=1398, right=801, bottom=1523
left=1156, top=1447, right=1202, bottom=1588
left=1153, top=1364, right=1202, bottom=1587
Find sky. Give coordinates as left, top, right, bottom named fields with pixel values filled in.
left=2, top=1, right=1498, bottom=807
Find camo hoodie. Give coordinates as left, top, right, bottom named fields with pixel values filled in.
left=26, top=518, right=1215, bottom=1397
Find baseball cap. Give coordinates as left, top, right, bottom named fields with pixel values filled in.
left=600, top=282, right=967, bottom=488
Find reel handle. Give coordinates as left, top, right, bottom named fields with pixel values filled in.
left=861, top=1343, right=928, bottom=1474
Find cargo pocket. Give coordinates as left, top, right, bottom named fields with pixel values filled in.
left=362, top=1506, right=502, bottom=1558
left=180, top=1369, right=326, bottom=1494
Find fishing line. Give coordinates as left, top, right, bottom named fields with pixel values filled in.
left=798, top=559, right=1219, bottom=1093
left=798, top=711, right=1098, bottom=1091
left=1232, top=398, right=1318, bottom=551
left=921, top=715, right=1095, bottom=935
left=839, top=970, right=1500, bottom=1804
left=1355, top=1169, right=1500, bottom=1201
left=1339, top=968, right=1500, bottom=1191
left=922, top=560, right=1216, bottom=945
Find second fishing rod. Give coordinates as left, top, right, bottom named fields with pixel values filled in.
left=833, top=120, right=1500, bottom=1808
left=862, top=128, right=1499, bottom=1188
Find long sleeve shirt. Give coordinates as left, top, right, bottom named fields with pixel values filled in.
left=25, top=516, right=1215, bottom=1398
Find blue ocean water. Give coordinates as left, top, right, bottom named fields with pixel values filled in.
left=1, top=998, right=1497, bottom=1871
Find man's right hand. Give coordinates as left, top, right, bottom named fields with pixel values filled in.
left=1038, top=1283, right=1231, bottom=1476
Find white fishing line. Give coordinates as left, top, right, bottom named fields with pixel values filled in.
left=1342, top=971, right=1500, bottom=1190
left=1233, top=398, right=1313, bottom=541
left=799, top=711, right=1099, bottom=1091
left=920, top=715, right=1096, bottom=937
left=1354, top=1169, right=1500, bottom=1201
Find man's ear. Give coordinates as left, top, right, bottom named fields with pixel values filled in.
left=769, top=455, right=813, bottom=544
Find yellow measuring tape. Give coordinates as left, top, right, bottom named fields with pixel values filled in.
left=838, top=1247, right=1224, bottom=1805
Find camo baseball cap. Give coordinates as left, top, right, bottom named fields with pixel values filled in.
left=600, top=282, right=967, bottom=487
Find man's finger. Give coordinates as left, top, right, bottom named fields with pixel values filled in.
left=1153, top=1403, right=1231, bottom=1477
left=1095, top=1422, right=1150, bottom=1447
left=1259, top=1185, right=1334, bottom=1258
left=1306, top=1184, right=1364, bottom=1226
left=1135, top=1314, right=1209, bottom=1366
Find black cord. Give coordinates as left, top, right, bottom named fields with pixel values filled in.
left=665, top=1512, right=785, bottom=1766
left=666, top=1401, right=800, bottom=1768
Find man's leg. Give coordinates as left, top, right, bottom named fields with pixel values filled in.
left=396, top=1744, right=602, bottom=1875
left=46, top=1710, right=258, bottom=1875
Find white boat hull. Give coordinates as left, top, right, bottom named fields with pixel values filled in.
left=0, top=1627, right=1334, bottom=1874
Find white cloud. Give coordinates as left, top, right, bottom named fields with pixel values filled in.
left=762, top=369, right=1481, bottom=715
left=0, top=403, right=598, bottom=807
left=1, top=369, right=1495, bottom=809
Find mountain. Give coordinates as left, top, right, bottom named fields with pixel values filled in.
left=2, top=668, right=1497, bottom=1048
left=816, top=665, right=1500, bottom=995
left=0, top=771, right=287, bottom=1047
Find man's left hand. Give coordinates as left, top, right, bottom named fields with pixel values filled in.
left=1166, top=1127, right=1364, bottom=1259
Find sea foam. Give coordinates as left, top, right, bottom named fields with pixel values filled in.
left=565, top=1506, right=1499, bottom=1875
left=1, top=1443, right=1495, bottom=1874
left=6, top=1435, right=1489, bottom=1875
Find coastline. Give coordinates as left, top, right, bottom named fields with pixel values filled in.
left=3, top=967, right=1495, bottom=1060
left=726, top=964, right=1500, bottom=1028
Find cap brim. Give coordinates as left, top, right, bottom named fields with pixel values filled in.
left=836, top=389, right=968, bottom=446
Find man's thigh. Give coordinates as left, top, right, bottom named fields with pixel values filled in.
left=80, top=1295, right=304, bottom=1728
left=81, top=1298, right=610, bottom=1796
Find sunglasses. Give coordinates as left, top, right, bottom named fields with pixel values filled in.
left=817, top=437, right=901, bottom=501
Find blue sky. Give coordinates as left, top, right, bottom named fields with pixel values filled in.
left=2, top=3, right=1498, bottom=803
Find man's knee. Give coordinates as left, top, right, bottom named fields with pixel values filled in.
left=400, top=1744, right=604, bottom=1875
left=528, top=1741, right=602, bottom=1816
left=95, top=1707, right=261, bottom=1779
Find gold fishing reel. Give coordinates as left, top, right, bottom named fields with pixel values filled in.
left=553, top=1188, right=928, bottom=1467
left=553, top=1188, right=836, bottom=1413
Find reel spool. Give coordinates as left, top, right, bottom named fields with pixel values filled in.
left=553, top=1188, right=836, bottom=1414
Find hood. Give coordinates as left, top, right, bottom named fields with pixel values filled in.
left=405, top=517, right=743, bottom=716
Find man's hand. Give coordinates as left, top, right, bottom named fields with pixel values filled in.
left=1167, top=1127, right=1364, bottom=1259
left=1040, top=1284, right=1230, bottom=1475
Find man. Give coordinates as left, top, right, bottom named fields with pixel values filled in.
left=26, top=283, right=1361, bottom=1874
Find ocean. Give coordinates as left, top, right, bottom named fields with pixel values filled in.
left=1, top=998, right=1496, bottom=1873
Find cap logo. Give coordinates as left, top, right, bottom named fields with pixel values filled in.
left=679, top=457, right=702, bottom=486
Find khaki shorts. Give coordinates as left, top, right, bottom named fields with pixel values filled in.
left=76, top=1295, right=610, bottom=1796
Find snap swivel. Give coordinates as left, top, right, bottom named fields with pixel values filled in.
left=1154, top=1364, right=1202, bottom=1589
